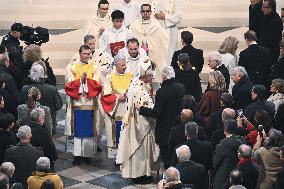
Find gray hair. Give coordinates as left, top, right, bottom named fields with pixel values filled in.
left=0, top=162, right=15, bottom=178
left=17, top=125, right=31, bottom=139
left=30, top=107, right=45, bottom=122
left=162, top=66, right=175, bottom=80
left=113, top=52, right=126, bottom=65
left=232, top=66, right=248, bottom=78
left=165, top=167, right=180, bottom=182
left=238, top=144, right=252, bottom=158
left=36, top=157, right=50, bottom=171
left=222, top=108, right=236, bottom=122
left=29, top=61, right=46, bottom=82
left=185, top=122, right=198, bottom=139
left=176, top=145, right=191, bottom=162
left=0, top=173, right=9, bottom=189
left=84, top=35, right=95, bottom=44
left=208, top=51, right=222, bottom=65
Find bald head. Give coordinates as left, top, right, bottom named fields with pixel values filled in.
left=181, top=109, right=193, bottom=123
left=222, top=108, right=236, bottom=122
left=238, top=144, right=252, bottom=159
left=165, top=167, right=180, bottom=182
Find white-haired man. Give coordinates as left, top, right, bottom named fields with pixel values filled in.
left=100, top=55, right=134, bottom=158
left=4, top=125, right=44, bottom=188
left=158, top=167, right=182, bottom=189
left=137, top=66, right=185, bottom=168
left=116, top=61, right=159, bottom=183
left=231, top=66, right=253, bottom=110
left=27, top=157, right=63, bottom=189
left=208, top=51, right=230, bottom=90
left=175, top=145, right=208, bottom=189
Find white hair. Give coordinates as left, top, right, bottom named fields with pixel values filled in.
left=232, top=66, right=248, bottom=78
left=0, top=162, right=15, bottom=178
left=29, top=62, right=46, bottom=82
left=208, top=51, right=222, bottom=65
left=36, top=157, right=50, bottom=171
left=165, top=167, right=180, bottom=182
left=17, top=125, right=31, bottom=139
left=30, top=107, right=45, bottom=122
left=113, top=52, right=126, bottom=65
left=176, top=145, right=191, bottom=162
left=162, top=66, right=175, bottom=80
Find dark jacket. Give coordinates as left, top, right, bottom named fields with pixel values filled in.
left=232, top=77, right=253, bottom=110
left=0, top=87, right=17, bottom=117
left=237, top=160, right=260, bottom=189
left=238, top=44, right=273, bottom=89
left=19, top=79, right=63, bottom=134
left=171, top=45, right=204, bottom=73
left=213, top=135, right=245, bottom=189
left=207, top=107, right=225, bottom=139
left=0, top=68, right=19, bottom=104
left=4, top=142, right=44, bottom=189
left=249, top=0, right=263, bottom=36
left=258, top=11, right=283, bottom=62
left=274, top=103, right=284, bottom=134
left=175, top=161, right=208, bottom=189
left=175, top=68, right=202, bottom=101
left=275, top=166, right=284, bottom=189
left=0, top=130, right=18, bottom=164
left=140, top=78, right=186, bottom=145
left=271, top=56, right=284, bottom=80
left=29, top=121, right=57, bottom=161
left=216, top=64, right=230, bottom=90
left=244, top=100, right=275, bottom=125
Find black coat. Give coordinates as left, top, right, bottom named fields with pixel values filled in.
left=0, top=130, right=18, bottom=164
left=238, top=44, right=273, bottom=89
left=216, top=64, right=230, bottom=90
left=207, top=107, right=225, bottom=139
left=237, top=161, right=260, bottom=189
left=244, top=100, right=275, bottom=125
left=175, top=161, right=208, bottom=189
left=213, top=135, right=245, bottom=189
left=275, top=166, right=284, bottom=189
left=4, top=142, right=44, bottom=189
left=175, top=68, right=202, bottom=101
left=29, top=121, right=57, bottom=161
left=232, top=77, right=253, bottom=110
left=258, top=11, right=283, bottom=62
left=271, top=56, right=284, bottom=80
left=140, top=78, right=185, bottom=145
left=171, top=45, right=204, bottom=73
left=249, top=0, right=263, bottom=37
left=274, top=103, right=284, bottom=134
left=0, top=68, right=19, bottom=104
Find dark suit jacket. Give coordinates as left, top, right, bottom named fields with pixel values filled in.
left=238, top=44, right=273, bottom=89
left=171, top=45, right=204, bottom=73
left=175, top=161, right=208, bottom=189
left=237, top=160, right=260, bottom=189
left=232, top=77, right=253, bottom=110
left=4, top=142, right=44, bottom=189
left=216, top=64, right=230, bottom=90
left=140, top=78, right=186, bottom=145
left=271, top=56, right=284, bottom=80
left=249, top=0, right=263, bottom=36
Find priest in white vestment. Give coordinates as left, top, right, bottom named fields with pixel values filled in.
left=129, top=4, right=169, bottom=81
left=99, top=10, right=134, bottom=57
left=113, top=0, right=140, bottom=28
left=83, top=0, right=112, bottom=47
left=65, top=45, right=102, bottom=165
left=116, top=59, right=159, bottom=181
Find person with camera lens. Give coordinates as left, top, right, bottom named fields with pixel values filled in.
left=1, top=23, right=23, bottom=69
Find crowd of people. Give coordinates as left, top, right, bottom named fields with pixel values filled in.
left=0, top=0, right=284, bottom=188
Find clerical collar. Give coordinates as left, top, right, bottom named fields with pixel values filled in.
left=111, top=26, right=124, bottom=33
left=142, top=18, right=151, bottom=24
left=249, top=41, right=257, bottom=46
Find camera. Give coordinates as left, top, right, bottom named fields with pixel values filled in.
left=20, top=26, right=49, bottom=46
left=238, top=109, right=243, bottom=117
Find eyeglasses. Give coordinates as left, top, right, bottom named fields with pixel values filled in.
left=100, top=8, right=109, bottom=10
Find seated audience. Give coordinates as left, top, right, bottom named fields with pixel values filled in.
left=17, top=87, right=53, bottom=135
left=244, top=85, right=275, bottom=125
left=0, top=113, right=18, bottom=164
left=27, top=157, right=63, bottom=189
left=267, top=78, right=284, bottom=113
left=174, top=53, right=202, bottom=101
left=228, top=170, right=246, bottom=189
left=231, top=66, right=253, bottom=110
left=4, top=125, right=44, bottom=188
left=175, top=145, right=208, bottom=189
left=158, top=167, right=182, bottom=189
left=197, top=71, right=226, bottom=126
left=213, top=119, right=245, bottom=189
left=29, top=108, right=57, bottom=171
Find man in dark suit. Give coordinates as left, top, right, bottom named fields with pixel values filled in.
left=138, top=66, right=186, bottom=168
left=207, top=51, right=230, bottom=90
left=5, top=125, right=44, bottom=189
left=258, top=0, right=283, bottom=62
left=175, top=145, right=208, bottom=189
left=171, top=31, right=204, bottom=73
left=249, top=0, right=263, bottom=37
left=238, top=30, right=273, bottom=89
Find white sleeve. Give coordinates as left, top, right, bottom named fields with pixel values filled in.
left=99, top=31, right=108, bottom=50
left=164, top=0, right=182, bottom=28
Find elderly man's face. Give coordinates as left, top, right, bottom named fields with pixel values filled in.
left=98, top=3, right=109, bottom=18
left=115, top=59, right=127, bottom=74
left=141, top=5, right=152, bottom=20
left=127, top=42, right=139, bottom=58
left=231, top=71, right=241, bottom=84
left=208, top=58, right=218, bottom=69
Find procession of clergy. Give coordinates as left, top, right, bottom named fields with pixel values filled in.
left=64, top=0, right=181, bottom=180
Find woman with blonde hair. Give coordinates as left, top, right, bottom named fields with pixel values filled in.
left=218, top=36, right=239, bottom=92
left=17, top=87, right=53, bottom=134
left=197, top=71, right=226, bottom=126
left=267, top=78, right=284, bottom=113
